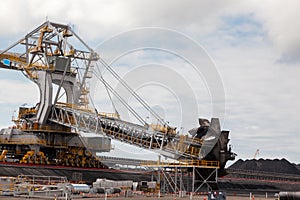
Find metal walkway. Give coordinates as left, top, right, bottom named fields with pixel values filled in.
left=49, top=104, right=210, bottom=160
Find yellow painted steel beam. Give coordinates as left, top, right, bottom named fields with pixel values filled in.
left=141, top=159, right=220, bottom=168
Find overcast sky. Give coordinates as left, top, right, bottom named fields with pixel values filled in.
left=0, top=0, right=299, bottom=165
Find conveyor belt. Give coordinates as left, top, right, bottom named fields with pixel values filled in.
left=49, top=105, right=214, bottom=160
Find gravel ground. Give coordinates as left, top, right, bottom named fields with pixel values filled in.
left=0, top=194, right=275, bottom=200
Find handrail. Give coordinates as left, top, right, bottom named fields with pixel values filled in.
left=0, top=138, right=46, bottom=145
left=141, top=159, right=219, bottom=168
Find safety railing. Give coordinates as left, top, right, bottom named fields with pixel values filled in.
left=0, top=138, right=47, bottom=145
left=141, top=159, right=219, bottom=168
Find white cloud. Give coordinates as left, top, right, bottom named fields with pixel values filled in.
left=0, top=0, right=299, bottom=164
left=0, top=79, right=38, bottom=105
left=2, top=0, right=300, bottom=62
left=247, top=0, right=300, bottom=62
left=0, top=75, right=39, bottom=127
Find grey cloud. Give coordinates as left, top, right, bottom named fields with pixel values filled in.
left=0, top=0, right=299, bottom=163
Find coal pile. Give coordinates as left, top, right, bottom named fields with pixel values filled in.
left=219, top=159, right=300, bottom=193
left=228, top=158, right=300, bottom=175
left=296, top=164, right=300, bottom=172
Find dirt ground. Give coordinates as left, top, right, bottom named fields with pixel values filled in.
left=81, top=196, right=272, bottom=200
left=0, top=194, right=275, bottom=200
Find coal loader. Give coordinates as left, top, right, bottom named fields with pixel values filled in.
left=0, top=21, right=235, bottom=188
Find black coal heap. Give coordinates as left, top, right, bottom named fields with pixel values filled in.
left=229, top=158, right=300, bottom=175
left=296, top=164, right=300, bottom=172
